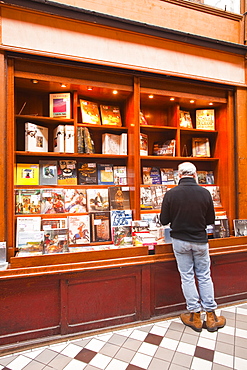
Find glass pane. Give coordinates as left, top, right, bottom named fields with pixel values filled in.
left=203, top=0, right=240, bottom=13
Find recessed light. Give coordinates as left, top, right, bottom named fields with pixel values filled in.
left=32, top=79, right=38, bottom=84
left=190, top=100, right=195, bottom=103
left=113, top=90, right=118, bottom=95
left=170, top=97, right=175, bottom=101
left=87, top=86, right=93, bottom=91
left=148, top=95, right=154, bottom=99
left=61, top=84, right=67, bottom=88
left=209, top=102, right=213, bottom=106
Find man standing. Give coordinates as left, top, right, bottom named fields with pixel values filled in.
left=160, top=162, right=226, bottom=332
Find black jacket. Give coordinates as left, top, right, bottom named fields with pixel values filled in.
left=160, top=177, right=215, bottom=243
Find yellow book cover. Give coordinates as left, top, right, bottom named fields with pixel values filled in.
left=16, top=163, right=39, bottom=185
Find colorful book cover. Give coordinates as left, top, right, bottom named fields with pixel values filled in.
left=202, top=185, right=221, bottom=207
left=213, top=218, right=230, bottom=238
left=77, top=126, right=85, bottom=153
left=153, top=139, right=176, bottom=156
left=80, top=99, right=101, bottom=125
left=196, top=109, right=215, bottom=130
left=110, top=209, right=133, bottom=227
left=179, top=110, right=193, bottom=128
left=57, top=160, right=77, bottom=185
left=16, top=231, right=44, bottom=255
left=78, top=162, right=97, bottom=185
left=86, top=188, right=109, bottom=212
left=140, top=133, right=148, bottom=156
left=143, top=167, right=161, bottom=185
left=64, top=188, right=87, bottom=213
left=42, top=229, right=69, bottom=254
left=15, top=189, right=41, bottom=214
left=68, top=215, right=90, bottom=244
left=198, top=170, right=215, bottom=185
left=49, top=93, right=71, bottom=119
left=113, top=166, right=127, bottom=185
left=97, top=163, right=114, bottom=185
left=84, top=127, right=95, bottom=154
left=100, top=105, right=122, bottom=126
left=39, top=160, right=57, bottom=185
left=53, top=125, right=65, bottom=152
left=112, top=226, right=132, bottom=246
left=90, top=211, right=111, bottom=242
left=150, top=185, right=167, bottom=209
left=40, top=188, right=65, bottom=214
left=25, top=122, right=48, bottom=152
left=16, top=163, right=39, bottom=185
left=140, top=186, right=153, bottom=210
left=109, top=186, right=130, bottom=210
left=41, top=218, right=67, bottom=230
left=160, top=168, right=175, bottom=185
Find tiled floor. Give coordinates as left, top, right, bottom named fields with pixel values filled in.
left=0, top=302, right=247, bottom=370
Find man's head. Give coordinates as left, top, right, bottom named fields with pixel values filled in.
left=178, top=162, right=197, bottom=178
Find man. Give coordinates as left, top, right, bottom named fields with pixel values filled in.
left=160, top=162, right=226, bottom=332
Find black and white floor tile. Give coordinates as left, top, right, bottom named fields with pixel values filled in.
left=0, top=301, right=247, bottom=370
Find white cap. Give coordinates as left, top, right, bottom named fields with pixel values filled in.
left=178, top=162, right=197, bottom=176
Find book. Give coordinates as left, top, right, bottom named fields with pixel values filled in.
left=110, top=209, right=133, bottom=227
left=53, top=125, right=65, bottom=152
left=150, top=185, right=167, bottom=209
left=196, top=109, right=215, bottom=130
left=109, top=186, right=130, bottom=210
left=102, top=133, right=121, bottom=155
left=100, top=105, right=122, bottom=126
left=49, top=92, right=71, bottom=119
left=140, top=111, right=148, bottom=125
left=153, top=139, right=176, bottom=156
left=78, top=162, right=97, bottom=185
left=142, top=167, right=161, bottom=185
left=197, top=171, right=214, bottom=185
left=140, top=213, right=164, bottom=243
left=64, top=188, right=87, bottom=213
left=131, top=220, right=149, bottom=234
left=83, top=127, right=95, bottom=153
left=16, top=216, right=41, bottom=248
left=113, top=166, right=127, bottom=185
left=16, top=231, right=44, bottom=256
left=160, top=168, right=175, bottom=185
left=41, top=218, right=67, bottom=230
left=97, top=163, right=114, bottom=185
left=202, top=185, right=222, bottom=207
left=15, top=189, right=41, bottom=214
left=43, top=229, right=69, bottom=254
left=120, top=133, right=128, bottom=155
left=192, top=137, right=210, bottom=157
left=25, top=122, right=48, bottom=152
left=233, top=219, right=247, bottom=237
left=57, top=160, right=77, bottom=185
left=111, top=226, right=132, bottom=246
left=140, top=186, right=153, bottom=210
left=39, top=160, right=57, bottom=185
left=179, top=110, right=193, bottom=128
left=68, top=215, right=90, bottom=244
left=140, top=133, right=148, bottom=156
left=80, top=99, right=101, bottom=125
left=90, top=211, right=111, bottom=242
left=86, top=188, right=109, bottom=212
left=16, top=163, right=39, bottom=185
left=64, top=125, right=74, bottom=153
left=77, top=126, right=85, bottom=153
left=213, top=218, right=230, bottom=238
left=40, top=188, right=65, bottom=214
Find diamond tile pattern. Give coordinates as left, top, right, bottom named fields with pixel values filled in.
left=0, top=302, right=247, bottom=370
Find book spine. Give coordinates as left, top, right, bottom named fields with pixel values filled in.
left=120, top=133, right=128, bottom=155
left=77, top=127, right=84, bottom=153
left=64, top=125, right=74, bottom=153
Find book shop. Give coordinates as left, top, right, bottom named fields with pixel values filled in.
left=1, top=0, right=247, bottom=363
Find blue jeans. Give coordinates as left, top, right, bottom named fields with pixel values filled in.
left=172, top=238, right=217, bottom=312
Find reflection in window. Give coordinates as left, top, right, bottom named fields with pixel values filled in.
left=190, top=0, right=240, bottom=13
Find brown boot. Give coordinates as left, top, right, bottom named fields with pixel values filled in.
left=205, top=311, right=226, bottom=332
left=180, top=312, right=202, bottom=332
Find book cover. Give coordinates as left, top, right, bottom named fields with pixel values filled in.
left=196, top=109, right=215, bottom=130
left=64, top=125, right=74, bottom=153
left=160, top=168, right=175, bottom=185
left=192, top=137, right=210, bottom=157
left=90, top=211, right=111, bottom=242
left=140, top=213, right=164, bottom=243
left=198, top=170, right=214, bottom=185
left=140, top=111, right=148, bottom=125
left=42, top=229, right=69, bottom=254
left=39, top=160, right=57, bottom=185
left=77, top=126, right=85, bottom=153
left=49, top=93, right=71, bottom=119
left=113, top=166, right=127, bottom=185
left=16, top=163, right=39, bottom=185
left=112, top=226, right=132, bottom=246
left=16, top=216, right=41, bottom=248
left=202, top=185, right=222, bottom=207
left=109, top=186, right=130, bottom=210
left=140, top=133, right=148, bottom=156
left=131, top=220, right=149, bottom=234
left=140, top=186, right=153, bottom=210
left=179, top=110, right=193, bottom=128
left=100, top=105, right=122, bottom=126
left=213, top=218, right=230, bottom=238
left=40, top=188, right=65, bottom=214
left=142, top=167, right=161, bottom=185
left=25, top=122, right=48, bottom=152
left=80, top=99, right=101, bottom=125
left=53, top=125, right=65, bottom=152
left=120, top=133, right=128, bottom=155
left=15, top=189, right=41, bottom=214
left=64, top=188, right=87, bottom=213
left=102, top=133, right=120, bottom=155
left=84, top=127, right=95, bottom=153
left=110, top=209, right=133, bottom=227
left=57, top=160, right=77, bottom=185
left=86, top=188, right=109, bottom=212
left=233, top=219, right=247, bottom=237
left=153, top=139, right=176, bottom=156
left=41, top=218, right=67, bottom=230
left=68, top=215, right=90, bottom=244
left=16, top=231, right=44, bottom=255
left=150, top=185, right=167, bottom=209
left=97, top=163, right=114, bottom=185
left=78, top=162, right=97, bottom=185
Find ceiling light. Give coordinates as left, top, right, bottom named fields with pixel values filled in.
left=190, top=100, right=195, bottom=103
left=113, top=90, right=118, bottom=95
left=32, top=79, right=38, bottom=84
left=170, top=97, right=175, bottom=101
left=61, top=84, right=67, bottom=88
left=209, top=102, right=213, bottom=106
left=148, top=94, right=154, bottom=99
left=87, top=86, right=93, bottom=91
